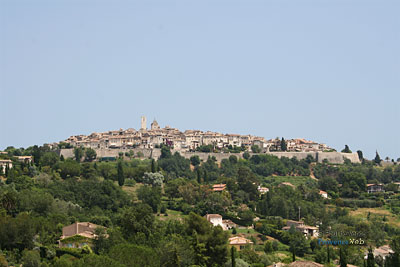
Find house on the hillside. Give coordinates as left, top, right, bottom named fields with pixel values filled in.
left=205, top=214, right=224, bottom=229
left=222, top=219, right=237, bottom=230
left=367, top=184, right=384, bottom=193
left=364, top=245, right=394, bottom=260
left=16, top=156, right=33, bottom=164
left=59, top=222, right=105, bottom=248
left=205, top=214, right=238, bottom=230
left=258, top=185, right=269, bottom=194
left=229, top=236, right=253, bottom=251
left=212, top=184, right=226, bottom=192
left=319, top=190, right=328, bottom=199
left=0, top=159, right=12, bottom=174
left=282, top=220, right=319, bottom=238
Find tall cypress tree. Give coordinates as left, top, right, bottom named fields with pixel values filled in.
left=5, top=165, right=9, bottom=177
left=281, top=138, right=287, bottom=151
left=231, top=246, right=236, bottom=267
left=117, top=160, right=124, bottom=186
left=374, top=151, right=382, bottom=165
left=151, top=159, right=156, bottom=173
left=327, top=244, right=330, bottom=263
left=203, top=170, right=208, bottom=184
left=340, top=247, right=347, bottom=267
left=196, top=168, right=201, bottom=184
left=367, top=247, right=375, bottom=267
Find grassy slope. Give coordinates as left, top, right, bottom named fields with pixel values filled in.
left=349, top=206, right=400, bottom=228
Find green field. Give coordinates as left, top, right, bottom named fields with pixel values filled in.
left=158, top=209, right=188, bottom=221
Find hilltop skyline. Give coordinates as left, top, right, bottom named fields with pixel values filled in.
left=1, top=115, right=387, bottom=160
left=1, top=0, right=399, bottom=159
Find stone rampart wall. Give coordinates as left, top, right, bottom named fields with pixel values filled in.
left=59, top=148, right=360, bottom=164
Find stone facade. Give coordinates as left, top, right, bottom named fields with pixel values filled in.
left=61, top=118, right=334, bottom=154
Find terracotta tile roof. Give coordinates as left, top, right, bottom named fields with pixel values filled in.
left=212, top=184, right=226, bottom=191
left=60, top=222, right=103, bottom=240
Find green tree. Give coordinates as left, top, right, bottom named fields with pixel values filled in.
left=142, top=172, right=164, bottom=187
left=21, top=249, right=40, bottom=267
left=281, top=138, right=287, bottom=151
left=74, top=147, right=84, bottom=162
left=339, top=247, right=347, bottom=267
left=190, top=155, right=201, bottom=166
left=264, top=241, right=273, bottom=253
left=117, top=160, right=124, bottom=186
left=119, top=203, right=154, bottom=239
left=85, top=148, right=97, bottom=162
left=56, top=159, right=81, bottom=179
left=186, top=212, right=229, bottom=266
left=160, top=146, right=172, bottom=159
left=251, top=145, right=261, bottom=153
left=74, top=254, right=124, bottom=267
left=231, top=246, right=236, bottom=267
left=137, top=185, right=161, bottom=213
left=341, top=145, right=352, bottom=153
left=237, top=167, right=258, bottom=201
left=108, top=244, right=159, bottom=267
left=151, top=159, right=156, bottom=173
left=357, top=150, right=364, bottom=161
left=386, top=236, right=400, bottom=267
left=243, top=152, right=250, bottom=160
left=40, top=152, right=59, bottom=167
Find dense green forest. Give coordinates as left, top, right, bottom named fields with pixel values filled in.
left=1, top=145, right=400, bottom=267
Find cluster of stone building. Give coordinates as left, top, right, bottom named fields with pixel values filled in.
left=62, top=116, right=332, bottom=153
left=0, top=155, right=33, bottom=173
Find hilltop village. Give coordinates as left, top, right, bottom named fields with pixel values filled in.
left=1, top=121, right=399, bottom=266
left=62, top=116, right=333, bottom=153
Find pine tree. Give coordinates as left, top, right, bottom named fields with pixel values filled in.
left=117, top=160, right=125, bottom=186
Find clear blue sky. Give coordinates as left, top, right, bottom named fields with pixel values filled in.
left=1, top=0, right=399, bottom=160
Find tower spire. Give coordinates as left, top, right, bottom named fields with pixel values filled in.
left=141, top=116, right=147, bottom=130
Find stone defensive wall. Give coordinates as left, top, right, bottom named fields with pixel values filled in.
left=59, top=148, right=161, bottom=160
left=59, top=148, right=360, bottom=164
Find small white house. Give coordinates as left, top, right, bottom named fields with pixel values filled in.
left=205, top=214, right=224, bottom=229
left=258, top=185, right=269, bottom=194
left=319, top=190, right=328, bottom=199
